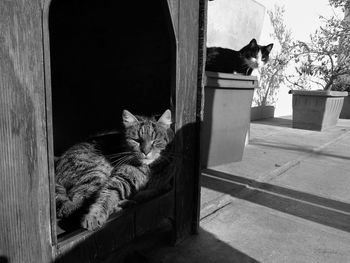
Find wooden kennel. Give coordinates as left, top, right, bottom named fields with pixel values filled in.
left=0, top=0, right=206, bottom=262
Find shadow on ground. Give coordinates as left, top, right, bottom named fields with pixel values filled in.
left=252, top=117, right=292, bottom=128
left=146, top=227, right=260, bottom=263
left=202, top=169, right=350, bottom=233
left=251, top=141, right=350, bottom=161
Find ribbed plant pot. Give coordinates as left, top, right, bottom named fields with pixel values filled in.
left=201, top=71, right=258, bottom=167
left=340, top=93, right=350, bottom=119
left=290, top=90, right=348, bottom=131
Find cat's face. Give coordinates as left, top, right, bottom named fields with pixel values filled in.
left=240, top=39, right=273, bottom=70
left=122, top=109, right=173, bottom=165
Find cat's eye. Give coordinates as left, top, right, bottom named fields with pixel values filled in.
left=153, top=140, right=165, bottom=147
left=130, top=138, right=141, bottom=144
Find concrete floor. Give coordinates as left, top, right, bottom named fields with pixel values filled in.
left=148, top=117, right=350, bottom=263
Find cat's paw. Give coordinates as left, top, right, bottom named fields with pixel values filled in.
left=56, top=203, right=72, bottom=218
left=81, top=212, right=108, bottom=231
left=56, top=207, right=65, bottom=219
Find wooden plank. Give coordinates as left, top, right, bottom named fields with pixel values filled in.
left=56, top=234, right=98, bottom=263
left=174, top=0, right=201, bottom=241
left=135, top=190, right=175, bottom=236
left=55, top=214, right=135, bottom=263
left=101, top=221, right=173, bottom=263
left=93, top=214, right=135, bottom=260
left=198, top=0, right=208, bottom=122
left=0, top=1, right=52, bottom=263
left=55, top=191, right=175, bottom=261
left=194, top=0, right=208, bottom=234
left=43, top=0, right=58, bottom=246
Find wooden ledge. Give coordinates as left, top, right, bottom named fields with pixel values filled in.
left=55, top=189, right=175, bottom=258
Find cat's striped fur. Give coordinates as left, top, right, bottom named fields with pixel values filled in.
left=55, top=109, right=174, bottom=230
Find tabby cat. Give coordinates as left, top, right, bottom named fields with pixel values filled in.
left=55, top=109, right=174, bottom=230
left=206, top=38, right=273, bottom=75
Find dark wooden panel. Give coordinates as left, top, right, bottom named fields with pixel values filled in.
left=94, top=214, right=135, bottom=260
left=55, top=213, right=135, bottom=263
left=135, top=190, right=175, bottom=236
left=0, top=1, right=52, bottom=263
left=194, top=0, right=208, bottom=234
left=55, top=191, right=175, bottom=262
left=174, top=0, right=201, bottom=241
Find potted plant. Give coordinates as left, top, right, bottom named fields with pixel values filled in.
left=252, top=5, right=294, bottom=121
left=288, top=0, right=350, bottom=131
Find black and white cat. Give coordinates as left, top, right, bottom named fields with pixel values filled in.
left=206, top=38, right=273, bottom=75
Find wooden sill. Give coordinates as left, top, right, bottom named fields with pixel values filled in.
left=55, top=189, right=175, bottom=258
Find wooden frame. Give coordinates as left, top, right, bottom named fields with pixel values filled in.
left=0, top=0, right=204, bottom=262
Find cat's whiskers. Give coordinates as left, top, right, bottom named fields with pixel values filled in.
left=111, top=155, right=132, bottom=164
left=107, top=152, right=133, bottom=159
left=110, top=154, right=134, bottom=168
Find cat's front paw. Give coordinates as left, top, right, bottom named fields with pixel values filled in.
left=56, top=207, right=66, bottom=219
left=56, top=201, right=73, bottom=218
left=81, top=212, right=108, bottom=231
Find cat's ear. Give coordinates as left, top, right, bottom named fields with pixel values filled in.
left=157, top=109, right=172, bottom=129
left=265, top=43, right=274, bottom=53
left=249, top=38, right=258, bottom=47
left=122, top=110, right=139, bottom=127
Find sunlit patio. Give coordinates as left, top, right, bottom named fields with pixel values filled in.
left=147, top=117, right=350, bottom=263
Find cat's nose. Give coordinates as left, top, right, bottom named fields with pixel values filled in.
left=141, top=143, right=152, bottom=156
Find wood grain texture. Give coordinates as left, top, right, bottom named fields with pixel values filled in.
left=55, top=191, right=174, bottom=262
left=174, top=0, right=201, bottom=241
left=135, top=190, right=175, bottom=236
left=43, top=0, right=58, bottom=246
left=198, top=0, right=208, bottom=122
left=55, top=214, right=135, bottom=263
left=0, top=1, right=52, bottom=262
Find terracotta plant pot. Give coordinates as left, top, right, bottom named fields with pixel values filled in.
left=290, top=90, right=348, bottom=131
left=201, top=71, right=258, bottom=167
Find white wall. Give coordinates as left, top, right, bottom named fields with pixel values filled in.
left=207, top=0, right=266, bottom=49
